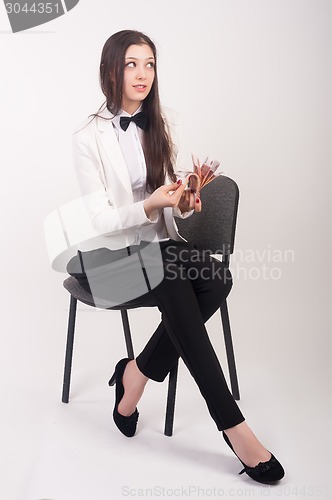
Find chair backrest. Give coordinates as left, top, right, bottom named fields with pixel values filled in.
left=175, top=175, right=239, bottom=257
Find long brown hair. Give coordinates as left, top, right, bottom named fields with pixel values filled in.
left=94, top=30, right=176, bottom=192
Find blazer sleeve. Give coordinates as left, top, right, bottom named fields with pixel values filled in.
left=72, top=126, right=158, bottom=237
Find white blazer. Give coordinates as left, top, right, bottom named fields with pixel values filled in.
left=44, top=106, right=192, bottom=272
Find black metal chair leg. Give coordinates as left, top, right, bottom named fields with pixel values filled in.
left=120, top=309, right=135, bottom=359
left=164, top=360, right=179, bottom=436
left=62, top=295, right=77, bottom=403
left=220, top=301, right=240, bottom=400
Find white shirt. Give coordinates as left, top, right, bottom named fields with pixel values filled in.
left=111, top=107, right=169, bottom=242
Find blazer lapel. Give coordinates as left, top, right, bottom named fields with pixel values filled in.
left=96, top=107, right=133, bottom=196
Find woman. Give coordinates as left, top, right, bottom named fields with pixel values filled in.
left=67, top=29, right=285, bottom=484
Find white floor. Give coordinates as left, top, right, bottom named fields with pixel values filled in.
left=2, top=267, right=331, bottom=500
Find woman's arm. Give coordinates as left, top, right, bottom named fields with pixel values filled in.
left=73, top=128, right=159, bottom=237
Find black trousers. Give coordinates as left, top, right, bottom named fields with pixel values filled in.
left=67, top=239, right=245, bottom=431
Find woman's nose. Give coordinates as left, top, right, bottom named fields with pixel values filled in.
left=136, top=65, right=146, bottom=79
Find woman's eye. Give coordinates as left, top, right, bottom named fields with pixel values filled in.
left=125, top=61, right=155, bottom=69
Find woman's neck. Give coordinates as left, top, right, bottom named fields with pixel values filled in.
left=122, top=103, right=142, bottom=116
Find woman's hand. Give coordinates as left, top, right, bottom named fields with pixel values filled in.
left=144, top=177, right=201, bottom=219
left=178, top=187, right=202, bottom=214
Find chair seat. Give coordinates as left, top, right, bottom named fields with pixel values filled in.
left=63, top=276, right=155, bottom=310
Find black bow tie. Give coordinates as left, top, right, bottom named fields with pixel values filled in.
left=119, top=112, right=148, bottom=131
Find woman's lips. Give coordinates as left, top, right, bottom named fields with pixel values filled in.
left=133, top=85, right=147, bottom=92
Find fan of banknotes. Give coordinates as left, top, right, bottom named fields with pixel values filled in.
left=186, top=155, right=224, bottom=195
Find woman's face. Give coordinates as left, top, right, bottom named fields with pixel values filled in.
left=121, top=43, right=155, bottom=114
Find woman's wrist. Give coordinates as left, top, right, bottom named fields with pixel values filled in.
left=143, top=199, right=158, bottom=221
left=143, top=199, right=152, bottom=218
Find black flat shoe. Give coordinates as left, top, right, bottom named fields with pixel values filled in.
left=108, top=358, right=139, bottom=437
left=222, top=431, right=285, bottom=484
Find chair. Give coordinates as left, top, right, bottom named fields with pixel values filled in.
left=61, top=174, right=240, bottom=436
